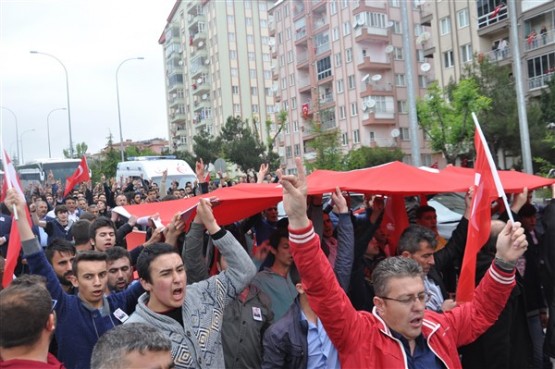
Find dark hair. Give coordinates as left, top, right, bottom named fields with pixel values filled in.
left=397, top=224, right=437, bottom=254
left=80, top=212, right=97, bottom=221
left=89, top=217, right=117, bottom=240
left=106, top=246, right=131, bottom=263
left=72, top=251, right=108, bottom=277
left=91, top=323, right=171, bottom=369
left=289, top=263, right=301, bottom=285
left=54, top=204, right=68, bottom=215
left=268, top=228, right=289, bottom=250
left=45, top=238, right=76, bottom=264
left=64, top=196, right=77, bottom=204
left=0, top=275, right=52, bottom=348
left=373, top=257, right=423, bottom=297
left=415, top=205, right=436, bottom=219
left=72, top=220, right=92, bottom=245
left=136, top=243, right=179, bottom=283
left=518, top=203, right=537, bottom=218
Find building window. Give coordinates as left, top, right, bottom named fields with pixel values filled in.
left=390, top=0, right=399, bottom=7
left=401, top=128, right=410, bottom=141
left=394, top=47, right=404, bottom=60
left=374, top=96, right=387, bottom=112
left=342, top=132, right=348, bottom=146
left=330, top=0, right=337, bottom=14
left=231, top=68, right=238, bottom=76
left=457, top=8, right=469, bottom=28
left=332, top=27, right=339, bottom=41
left=350, top=102, right=358, bottom=116
left=263, top=53, right=271, bottom=62
left=343, top=21, right=351, bottom=36
left=281, top=77, right=287, bottom=89
left=248, top=52, right=255, bottom=61
left=397, top=100, right=407, bottom=113
left=342, top=0, right=348, bottom=9
left=227, top=15, right=234, bottom=25
left=294, top=144, right=301, bottom=157
left=234, top=104, right=241, bottom=113
left=339, top=105, right=346, bottom=119
left=443, top=50, right=454, bottom=68
left=293, top=120, right=299, bottom=132
left=346, top=48, right=353, bottom=63
left=335, top=52, right=342, bottom=67
left=317, top=56, right=332, bottom=80
left=395, top=73, right=406, bottom=86
left=461, top=44, right=472, bottom=63
left=348, top=74, right=356, bottom=89
left=337, top=79, right=344, bottom=93
left=264, top=71, right=271, bottom=79
left=291, top=97, right=297, bottom=109
left=229, top=50, right=237, bottom=59
left=414, top=24, right=423, bottom=36
left=394, top=21, right=402, bottom=34
left=232, top=85, right=239, bottom=94
left=228, top=32, right=235, bottom=42
left=252, top=104, right=259, bottom=113
left=246, top=17, right=253, bottom=27
left=250, top=69, right=256, bottom=78
left=418, top=75, right=428, bottom=88
left=353, top=129, right=360, bottom=143
left=247, top=35, right=254, bottom=44
left=288, top=50, right=294, bottom=63
left=440, top=17, right=451, bottom=35
left=369, top=131, right=375, bottom=142
left=417, top=49, right=425, bottom=62
left=286, top=146, right=292, bottom=159
left=286, top=28, right=292, bottom=40
left=289, top=74, right=295, bottom=86
left=283, top=100, right=289, bottom=111
left=251, top=87, right=258, bottom=95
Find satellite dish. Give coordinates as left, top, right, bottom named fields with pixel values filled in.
left=420, top=31, right=431, bottom=41
left=204, top=59, right=210, bottom=65
left=214, top=158, right=227, bottom=173
left=362, top=103, right=369, bottom=112
left=371, top=74, right=382, bottom=82
left=178, top=60, right=183, bottom=65
left=362, top=74, right=370, bottom=83
left=268, top=38, right=275, bottom=46
left=421, top=63, right=431, bottom=72
left=391, top=128, right=400, bottom=138
left=198, top=41, right=204, bottom=48
left=367, top=99, right=376, bottom=108
left=202, top=94, right=208, bottom=100
left=387, top=20, right=395, bottom=28
left=197, top=78, right=203, bottom=84
left=384, top=45, right=394, bottom=54
left=416, top=35, right=424, bottom=44
left=357, top=17, right=365, bottom=27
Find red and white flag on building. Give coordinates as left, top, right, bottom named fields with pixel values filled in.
left=1, top=149, right=31, bottom=287
left=456, top=113, right=507, bottom=302
left=63, top=156, right=90, bottom=197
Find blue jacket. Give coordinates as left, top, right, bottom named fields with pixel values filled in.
left=262, top=298, right=308, bottom=369
left=22, top=238, right=144, bottom=369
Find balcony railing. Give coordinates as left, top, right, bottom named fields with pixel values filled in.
left=295, top=27, right=307, bottom=40
left=319, top=93, right=334, bottom=104
left=315, top=42, right=330, bottom=55
left=529, top=72, right=554, bottom=90
left=484, top=47, right=511, bottom=62
left=313, top=17, right=328, bottom=30
left=524, top=29, right=555, bottom=52
left=321, top=119, right=336, bottom=130
left=478, top=5, right=508, bottom=29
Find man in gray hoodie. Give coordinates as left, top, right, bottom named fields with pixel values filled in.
left=126, top=198, right=257, bottom=369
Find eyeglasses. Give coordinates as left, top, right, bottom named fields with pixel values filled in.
left=379, top=292, right=430, bottom=306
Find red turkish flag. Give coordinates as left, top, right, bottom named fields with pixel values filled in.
left=63, top=156, right=90, bottom=197
left=456, top=128, right=501, bottom=302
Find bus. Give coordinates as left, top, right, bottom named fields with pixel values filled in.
left=116, top=156, right=196, bottom=188
left=16, top=158, right=84, bottom=190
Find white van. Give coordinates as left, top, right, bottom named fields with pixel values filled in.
left=116, top=156, right=196, bottom=188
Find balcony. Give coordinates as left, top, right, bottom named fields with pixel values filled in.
left=269, top=19, right=275, bottom=36
left=321, top=118, right=337, bottom=130
left=313, top=17, right=328, bottom=32
left=524, top=29, right=555, bottom=52
left=176, top=128, right=187, bottom=137
left=529, top=71, right=554, bottom=91
left=315, top=42, right=330, bottom=56
left=192, top=31, right=207, bottom=47
left=190, top=63, right=208, bottom=79
left=357, top=55, right=391, bottom=71
left=360, top=82, right=394, bottom=98
left=293, top=3, right=305, bottom=17
left=477, top=5, right=508, bottom=36
left=483, top=46, right=512, bottom=63
left=420, top=4, right=433, bottom=27
left=193, top=100, right=211, bottom=111
left=193, top=80, right=210, bottom=94
left=297, top=51, right=309, bottom=68
left=170, top=112, right=186, bottom=123
left=188, top=13, right=206, bottom=27
left=295, top=28, right=308, bottom=44
left=354, top=0, right=386, bottom=15
left=362, top=110, right=396, bottom=126
left=423, top=45, right=436, bottom=58
left=355, top=24, right=388, bottom=43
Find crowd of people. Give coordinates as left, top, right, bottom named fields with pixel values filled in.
left=0, top=157, right=554, bottom=369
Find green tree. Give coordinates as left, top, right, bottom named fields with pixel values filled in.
left=124, top=146, right=157, bottom=159
left=173, top=150, right=196, bottom=168
left=531, top=77, right=555, bottom=174
left=219, top=116, right=265, bottom=172
left=264, top=110, right=288, bottom=169
left=417, top=79, right=491, bottom=164
left=90, top=133, right=119, bottom=182
left=64, top=142, right=88, bottom=158
left=344, top=146, right=404, bottom=170
left=305, top=116, right=344, bottom=171
left=192, top=128, right=221, bottom=164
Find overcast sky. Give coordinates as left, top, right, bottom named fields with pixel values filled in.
left=0, top=0, right=176, bottom=164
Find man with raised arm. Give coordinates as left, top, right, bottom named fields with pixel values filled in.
left=279, top=157, right=528, bottom=368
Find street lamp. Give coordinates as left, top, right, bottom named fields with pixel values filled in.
left=20, top=129, right=35, bottom=165
left=0, top=106, right=19, bottom=163
left=47, top=108, right=67, bottom=158
left=30, top=51, right=74, bottom=158
left=116, top=57, right=144, bottom=162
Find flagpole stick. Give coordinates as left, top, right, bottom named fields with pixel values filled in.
left=471, top=112, right=514, bottom=224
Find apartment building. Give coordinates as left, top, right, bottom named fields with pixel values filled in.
left=269, top=0, right=441, bottom=172
left=159, top=0, right=275, bottom=153
left=420, top=0, right=554, bottom=96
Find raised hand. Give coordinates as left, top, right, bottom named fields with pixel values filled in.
left=277, top=157, right=309, bottom=229
left=331, top=187, right=348, bottom=214
left=257, top=163, right=269, bottom=183
left=197, top=198, right=220, bottom=234
left=495, top=221, right=527, bottom=264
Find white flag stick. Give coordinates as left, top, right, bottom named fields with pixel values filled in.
left=472, top=112, right=514, bottom=224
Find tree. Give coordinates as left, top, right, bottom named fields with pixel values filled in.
left=90, top=133, right=119, bottom=182
left=219, top=116, right=265, bottom=172
left=416, top=79, right=491, bottom=164
left=64, top=142, right=88, bottom=158
left=264, top=110, right=288, bottom=169
left=192, top=128, right=221, bottom=164
left=531, top=77, right=555, bottom=174
left=305, top=115, right=344, bottom=171
left=125, top=146, right=157, bottom=159
left=344, top=147, right=404, bottom=170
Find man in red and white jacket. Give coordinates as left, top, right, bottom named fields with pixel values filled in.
left=278, top=158, right=529, bottom=369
